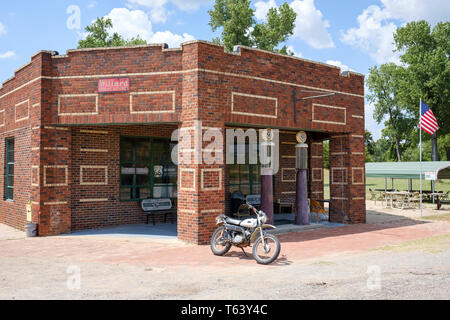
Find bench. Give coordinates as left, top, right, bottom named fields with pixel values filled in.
left=275, top=199, right=294, bottom=214
left=140, top=198, right=176, bottom=225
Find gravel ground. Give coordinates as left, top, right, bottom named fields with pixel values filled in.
left=1, top=241, right=449, bottom=300
left=0, top=206, right=449, bottom=300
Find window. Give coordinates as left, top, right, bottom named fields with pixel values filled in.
left=228, top=143, right=261, bottom=196
left=120, top=137, right=177, bottom=201
left=5, top=138, right=14, bottom=201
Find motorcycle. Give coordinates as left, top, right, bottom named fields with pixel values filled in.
left=210, top=202, right=281, bottom=265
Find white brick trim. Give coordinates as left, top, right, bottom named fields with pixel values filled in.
left=130, top=91, right=176, bottom=114
left=312, top=103, right=346, bottom=125
left=58, top=94, right=98, bottom=116
left=231, top=92, right=278, bottom=119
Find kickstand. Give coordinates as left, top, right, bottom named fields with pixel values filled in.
left=240, top=248, right=249, bottom=257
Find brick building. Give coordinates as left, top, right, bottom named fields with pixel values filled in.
left=0, top=41, right=365, bottom=244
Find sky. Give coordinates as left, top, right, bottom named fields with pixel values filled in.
left=1, top=0, right=449, bottom=140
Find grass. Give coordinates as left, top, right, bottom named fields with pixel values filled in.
left=323, top=168, right=450, bottom=201
left=372, top=233, right=450, bottom=254
left=311, top=260, right=336, bottom=266
left=421, top=212, right=450, bottom=222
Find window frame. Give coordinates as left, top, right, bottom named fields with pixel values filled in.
left=227, top=143, right=261, bottom=196
left=5, top=138, right=14, bottom=201
left=119, top=135, right=177, bottom=202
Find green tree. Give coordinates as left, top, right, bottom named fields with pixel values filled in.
left=393, top=20, right=450, bottom=159
left=364, top=130, right=376, bottom=162
left=367, top=63, right=414, bottom=161
left=78, top=17, right=147, bottom=48
left=372, top=137, right=393, bottom=162
left=323, top=140, right=329, bottom=169
left=208, top=0, right=296, bottom=53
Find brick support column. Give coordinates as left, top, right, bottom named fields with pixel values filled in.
left=38, top=126, right=72, bottom=235
left=329, top=134, right=366, bottom=223
left=177, top=43, right=226, bottom=244
left=309, top=141, right=324, bottom=201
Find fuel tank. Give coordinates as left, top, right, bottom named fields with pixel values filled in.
left=240, top=218, right=257, bottom=228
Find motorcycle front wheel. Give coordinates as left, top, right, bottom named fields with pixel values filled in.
left=210, top=227, right=232, bottom=256
left=252, top=233, right=281, bottom=265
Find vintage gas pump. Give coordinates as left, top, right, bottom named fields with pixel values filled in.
left=295, top=131, right=309, bottom=225
left=260, top=129, right=275, bottom=225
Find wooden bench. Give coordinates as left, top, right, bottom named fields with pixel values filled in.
left=140, top=198, right=176, bottom=225
left=275, top=199, right=294, bottom=214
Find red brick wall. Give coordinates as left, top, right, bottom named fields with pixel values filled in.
left=0, top=128, right=32, bottom=230
left=70, top=125, right=176, bottom=231
left=0, top=51, right=43, bottom=231
left=0, top=41, right=365, bottom=243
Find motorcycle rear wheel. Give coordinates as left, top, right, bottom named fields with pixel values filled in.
left=210, top=227, right=232, bottom=256
left=252, top=233, right=281, bottom=265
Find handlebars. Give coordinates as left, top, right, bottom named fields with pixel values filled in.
left=245, top=201, right=260, bottom=215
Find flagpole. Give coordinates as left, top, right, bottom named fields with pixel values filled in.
left=419, top=99, right=423, bottom=217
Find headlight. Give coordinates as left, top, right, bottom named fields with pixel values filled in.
left=260, top=212, right=267, bottom=224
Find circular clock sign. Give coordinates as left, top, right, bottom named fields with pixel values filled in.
left=261, top=128, right=274, bottom=142
left=296, top=131, right=307, bottom=144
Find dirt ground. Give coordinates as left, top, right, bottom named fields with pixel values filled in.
left=0, top=202, right=449, bottom=300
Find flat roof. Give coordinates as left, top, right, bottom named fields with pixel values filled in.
left=366, top=161, right=450, bottom=179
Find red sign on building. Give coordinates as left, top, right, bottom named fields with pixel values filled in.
left=98, top=78, right=130, bottom=93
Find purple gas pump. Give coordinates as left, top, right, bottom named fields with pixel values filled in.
left=260, top=129, right=275, bottom=225
left=295, top=131, right=309, bottom=225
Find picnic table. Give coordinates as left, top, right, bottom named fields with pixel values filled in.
left=384, top=191, right=411, bottom=209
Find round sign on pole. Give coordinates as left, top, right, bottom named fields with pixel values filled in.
left=261, top=128, right=273, bottom=142
left=296, top=131, right=307, bottom=144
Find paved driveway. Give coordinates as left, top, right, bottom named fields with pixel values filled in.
left=0, top=206, right=449, bottom=299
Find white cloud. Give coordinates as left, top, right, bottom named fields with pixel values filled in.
left=340, top=0, right=450, bottom=64
left=105, top=8, right=195, bottom=48
left=126, top=0, right=170, bottom=23
left=88, top=1, right=97, bottom=9
left=0, top=51, right=16, bottom=59
left=107, top=8, right=154, bottom=41
left=151, top=31, right=195, bottom=48
left=286, top=45, right=302, bottom=58
left=254, top=0, right=277, bottom=21
left=126, top=0, right=211, bottom=23
left=0, top=21, right=7, bottom=36
left=340, top=5, right=400, bottom=64
left=290, top=0, right=334, bottom=49
left=325, top=60, right=354, bottom=72
left=380, top=0, right=450, bottom=24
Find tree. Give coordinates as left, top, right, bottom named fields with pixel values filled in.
left=78, top=17, right=147, bottom=48
left=372, top=138, right=393, bottom=162
left=323, top=140, right=329, bottom=169
left=208, top=0, right=296, bottom=53
left=393, top=20, right=450, bottom=159
left=367, top=63, right=414, bottom=161
left=364, top=130, right=375, bottom=162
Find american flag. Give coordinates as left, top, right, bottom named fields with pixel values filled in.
left=420, top=101, right=439, bottom=135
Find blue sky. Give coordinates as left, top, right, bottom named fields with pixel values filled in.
left=1, top=0, right=449, bottom=139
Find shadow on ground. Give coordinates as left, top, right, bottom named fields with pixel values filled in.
left=278, top=209, right=429, bottom=244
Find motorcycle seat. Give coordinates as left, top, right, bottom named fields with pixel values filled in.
left=225, top=217, right=244, bottom=226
